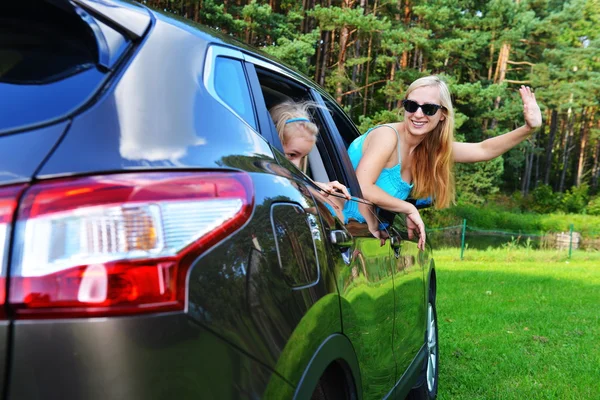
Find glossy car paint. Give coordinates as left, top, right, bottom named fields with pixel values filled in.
left=2, top=1, right=435, bottom=399
left=0, top=123, right=68, bottom=186
left=322, top=200, right=398, bottom=399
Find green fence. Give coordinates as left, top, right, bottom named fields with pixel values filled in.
left=427, top=220, right=600, bottom=259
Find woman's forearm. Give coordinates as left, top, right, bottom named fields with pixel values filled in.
left=455, top=124, right=535, bottom=163
left=480, top=124, right=533, bottom=160
left=361, top=183, right=416, bottom=215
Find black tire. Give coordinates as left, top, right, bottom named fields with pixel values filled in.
left=310, top=362, right=356, bottom=400
left=406, top=289, right=438, bottom=400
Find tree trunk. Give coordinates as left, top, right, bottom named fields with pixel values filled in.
left=316, top=30, right=330, bottom=87
left=388, top=60, right=396, bottom=111
left=336, top=0, right=355, bottom=104
left=522, top=133, right=535, bottom=195
left=488, top=41, right=495, bottom=81
left=194, top=1, right=200, bottom=22
left=363, top=33, right=374, bottom=115
left=490, top=42, right=510, bottom=130
left=336, top=25, right=350, bottom=103
left=592, top=140, right=600, bottom=191
left=544, top=109, right=558, bottom=185
left=533, top=121, right=545, bottom=188
left=400, top=0, right=410, bottom=69
left=575, top=107, right=588, bottom=186
left=559, top=107, right=575, bottom=192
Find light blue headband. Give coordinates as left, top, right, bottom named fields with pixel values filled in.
left=285, top=117, right=310, bottom=125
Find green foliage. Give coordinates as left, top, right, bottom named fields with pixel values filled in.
left=262, top=29, right=320, bottom=75
left=586, top=196, right=600, bottom=215
left=560, top=184, right=590, bottom=213
left=426, top=202, right=600, bottom=235
left=455, top=156, right=504, bottom=204
left=528, top=184, right=562, bottom=213
left=356, top=109, right=402, bottom=133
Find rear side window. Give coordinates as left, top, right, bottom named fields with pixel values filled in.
left=0, top=1, right=112, bottom=133
left=214, top=57, right=256, bottom=129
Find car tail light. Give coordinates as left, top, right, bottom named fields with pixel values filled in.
left=0, top=185, right=27, bottom=319
left=8, top=172, right=253, bottom=319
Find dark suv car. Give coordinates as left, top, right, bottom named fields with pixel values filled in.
left=1, top=1, right=438, bottom=399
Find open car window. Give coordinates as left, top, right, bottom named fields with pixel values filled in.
left=251, top=66, right=346, bottom=187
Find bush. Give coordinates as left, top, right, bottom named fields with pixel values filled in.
left=529, top=184, right=561, bottom=213
left=587, top=196, right=600, bottom=216
left=425, top=203, right=600, bottom=235
left=560, top=184, right=589, bottom=214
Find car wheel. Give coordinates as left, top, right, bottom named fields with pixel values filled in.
left=310, top=362, right=356, bottom=400
left=407, top=290, right=438, bottom=400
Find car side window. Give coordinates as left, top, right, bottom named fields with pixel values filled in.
left=213, top=56, right=257, bottom=129
left=250, top=67, right=344, bottom=184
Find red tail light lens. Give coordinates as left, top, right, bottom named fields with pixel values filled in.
left=8, top=172, right=253, bottom=319
left=0, top=185, right=27, bottom=320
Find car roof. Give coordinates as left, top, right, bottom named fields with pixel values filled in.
left=145, top=3, right=327, bottom=96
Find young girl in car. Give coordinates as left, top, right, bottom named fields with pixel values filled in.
left=269, top=100, right=351, bottom=200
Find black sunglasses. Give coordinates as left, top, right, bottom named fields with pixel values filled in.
left=402, top=99, right=444, bottom=116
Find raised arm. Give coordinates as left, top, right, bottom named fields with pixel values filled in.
left=453, top=86, right=542, bottom=163
left=355, top=127, right=426, bottom=249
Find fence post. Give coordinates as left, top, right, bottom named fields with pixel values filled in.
left=460, top=219, right=467, bottom=260
left=568, top=223, right=574, bottom=259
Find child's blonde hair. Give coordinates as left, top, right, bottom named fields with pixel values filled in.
left=269, top=100, right=320, bottom=172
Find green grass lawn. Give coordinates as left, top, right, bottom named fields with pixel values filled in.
left=433, top=248, right=600, bottom=400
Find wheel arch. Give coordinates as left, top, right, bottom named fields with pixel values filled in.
left=293, top=333, right=362, bottom=400
left=427, top=259, right=437, bottom=301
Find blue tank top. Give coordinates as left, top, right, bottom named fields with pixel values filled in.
left=344, top=124, right=413, bottom=223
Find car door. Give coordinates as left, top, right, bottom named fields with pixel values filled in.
left=311, top=93, right=400, bottom=399
left=243, top=59, right=399, bottom=397
left=380, top=210, right=428, bottom=382
left=315, top=92, right=427, bottom=394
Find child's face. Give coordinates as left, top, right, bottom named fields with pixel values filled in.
left=283, top=127, right=315, bottom=168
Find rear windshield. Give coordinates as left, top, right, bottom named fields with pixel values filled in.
left=0, top=1, right=106, bottom=133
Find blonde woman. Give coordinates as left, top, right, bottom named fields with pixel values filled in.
left=270, top=100, right=351, bottom=199
left=346, top=75, right=541, bottom=250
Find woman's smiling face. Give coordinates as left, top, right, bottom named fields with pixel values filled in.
left=404, top=85, right=446, bottom=137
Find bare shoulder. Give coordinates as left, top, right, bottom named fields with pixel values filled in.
left=364, top=123, right=399, bottom=151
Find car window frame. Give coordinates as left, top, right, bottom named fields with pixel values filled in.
left=310, top=89, right=363, bottom=199
left=203, top=45, right=259, bottom=132
left=244, top=63, right=345, bottom=184
left=244, top=63, right=286, bottom=154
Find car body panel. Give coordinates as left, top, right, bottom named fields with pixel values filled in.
left=0, top=122, right=69, bottom=186
left=8, top=313, right=293, bottom=399
left=313, top=195, right=397, bottom=399
left=37, top=15, right=273, bottom=179
left=388, top=215, right=427, bottom=384
left=186, top=170, right=341, bottom=386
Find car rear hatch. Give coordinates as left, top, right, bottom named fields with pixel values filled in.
left=0, top=0, right=150, bottom=395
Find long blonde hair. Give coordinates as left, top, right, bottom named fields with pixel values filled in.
left=269, top=100, right=320, bottom=172
left=406, top=76, right=456, bottom=209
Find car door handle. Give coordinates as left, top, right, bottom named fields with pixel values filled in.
left=330, top=229, right=353, bottom=248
